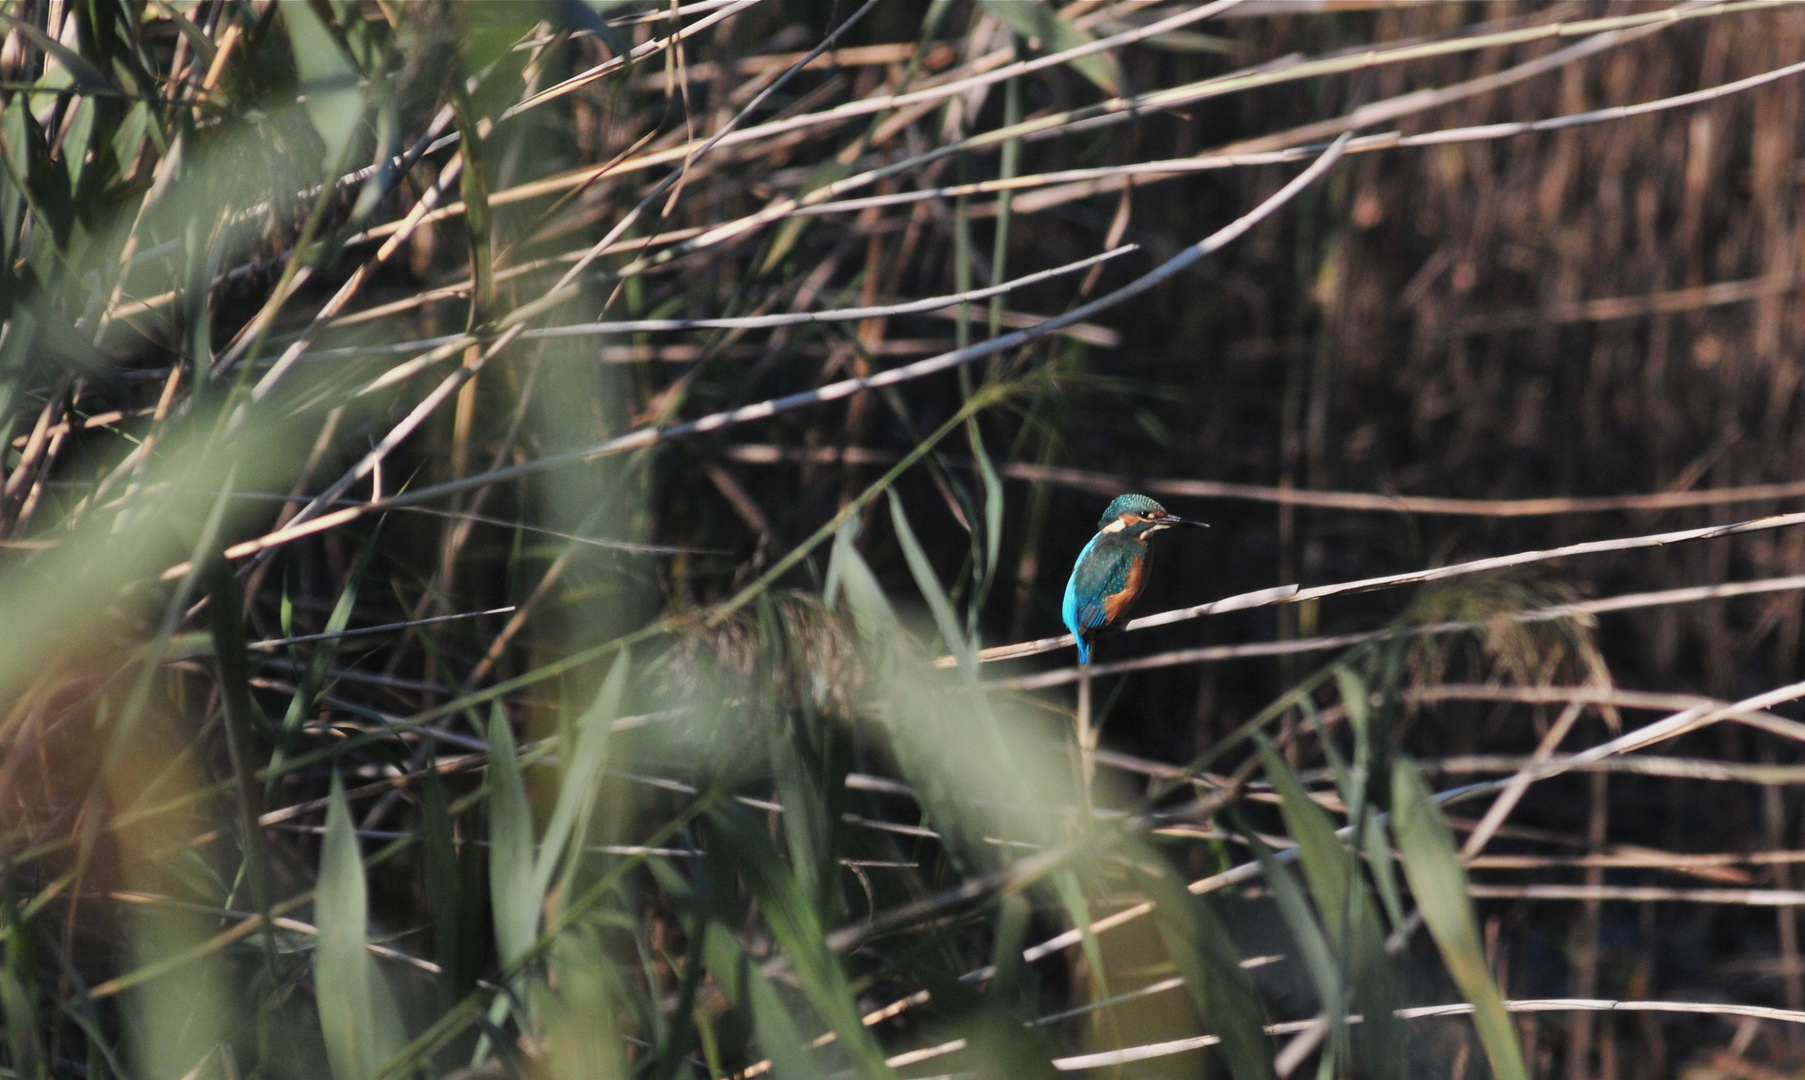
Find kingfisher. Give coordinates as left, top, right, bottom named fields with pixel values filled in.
left=1062, top=494, right=1208, bottom=665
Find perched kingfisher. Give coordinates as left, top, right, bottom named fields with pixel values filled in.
left=1062, top=494, right=1208, bottom=665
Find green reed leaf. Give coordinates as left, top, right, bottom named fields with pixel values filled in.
left=703, top=802, right=895, bottom=1080
left=1131, top=851, right=1277, bottom=1080
left=0, top=963, right=44, bottom=1080
left=273, top=524, right=378, bottom=773
left=967, top=418, right=1005, bottom=639
left=831, top=515, right=897, bottom=641
left=538, top=650, right=628, bottom=906
left=768, top=627, right=847, bottom=925
left=284, top=2, right=364, bottom=168
left=542, top=921, right=630, bottom=1080
left=702, top=922, right=828, bottom=1080
left=0, top=13, right=112, bottom=95
left=1238, top=819, right=1344, bottom=1045
left=888, top=490, right=970, bottom=665
left=1391, top=757, right=1527, bottom=1080
left=421, top=769, right=472, bottom=1015
left=1362, top=813, right=1404, bottom=935
left=978, top=1, right=1122, bottom=94
left=317, top=774, right=406, bottom=1080
left=487, top=706, right=537, bottom=969
left=1258, top=737, right=1352, bottom=947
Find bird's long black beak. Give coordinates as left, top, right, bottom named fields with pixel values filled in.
left=1166, top=516, right=1210, bottom=529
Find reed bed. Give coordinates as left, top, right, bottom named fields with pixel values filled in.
left=7, top=2, right=1805, bottom=1077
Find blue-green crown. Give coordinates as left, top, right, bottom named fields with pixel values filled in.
left=1097, top=493, right=1168, bottom=529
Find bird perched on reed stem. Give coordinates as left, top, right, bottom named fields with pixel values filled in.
left=1062, top=494, right=1208, bottom=664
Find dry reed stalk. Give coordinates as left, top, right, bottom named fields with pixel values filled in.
left=1469, top=851, right=1805, bottom=870
left=1046, top=997, right=1805, bottom=1072
left=729, top=441, right=1805, bottom=514
left=982, top=574, right=1805, bottom=687
left=966, top=512, right=1805, bottom=667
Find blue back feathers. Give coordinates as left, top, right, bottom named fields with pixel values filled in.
left=1062, top=533, right=1104, bottom=664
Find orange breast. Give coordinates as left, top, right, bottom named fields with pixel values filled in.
left=1101, top=553, right=1148, bottom=625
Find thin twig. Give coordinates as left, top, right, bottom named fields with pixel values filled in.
left=986, top=574, right=1805, bottom=685
left=243, top=607, right=515, bottom=651
left=1044, top=997, right=1805, bottom=1071
left=969, top=516, right=1805, bottom=667
left=298, top=245, right=1133, bottom=351
left=729, top=441, right=1805, bottom=517
left=1466, top=885, right=1805, bottom=906
left=1462, top=700, right=1589, bottom=859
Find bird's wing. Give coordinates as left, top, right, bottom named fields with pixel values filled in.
left=1065, top=537, right=1135, bottom=633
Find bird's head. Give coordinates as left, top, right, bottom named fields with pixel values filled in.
left=1096, top=493, right=1209, bottom=538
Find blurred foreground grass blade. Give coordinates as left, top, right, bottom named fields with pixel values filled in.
left=829, top=514, right=894, bottom=640
left=977, top=1, right=1122, bottom=95
left=549, top=0, right=633, bottom=70
left=537, top=650, right=628, bottom=907
left=1299, top=689, right=1357, bottom=810
left=915, top=961, right=1061, bottom=1080
left=110, top=707, right=239, bottom=1079
left=650, top=903, right=708, bottom=1080
left=0, top=962, right=44, bottom=1080
left=205, top=563, right=277, bottom=973
left=1237, top=818, right=1344, bottom=1050
left=887, top=489, right=972, bottom=666
left=701, top=923, right=829, bottom=1080
left=285, top=1, right=365, bottom=170
left=0, top=13, right=111, bottom=96
left=1391, top=757, right=1527, bottom=1080
left=377, top=808, right=713, bottom=1080
left=1258, top=737, right=1403, bottom=1075
left=1254, top=739, right=1350, bottom=1068
left=1131, top=850, right=1276, bottom=1080
left=765, top=605, right=848, bottom=925
left=836, top=517, right=1047, bottom=871
left=1052, top=869, right=1112, bottom=1009
left=317, top=775, right=406, bottom=1080
left=1349, top=891, right=1405, bottom=1080
left=488, top=705, right=538, bottom=969
left=822, top=515, right=854, bottom=613
left=1362, top=813, right=1405, bottom=933
left=1257, top=737, right=1351, bottom=945
left=450, top=78, right=494, bottom=327
left=703, top=802, right=895, bottom=1080
left=422, top=770, right=476, bottom=1022
left=966, top=419, right=1005, bottom=641
left=644, top=857, right=701, bottom=1056
left=272, top=525, right=379, bottom=778
left=542, top=922, right=629, bottom=1080
left=689, top=834, right=830, bottom=1080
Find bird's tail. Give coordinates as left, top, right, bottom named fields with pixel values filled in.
left=1075, top=636, right=1091, bottom=665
